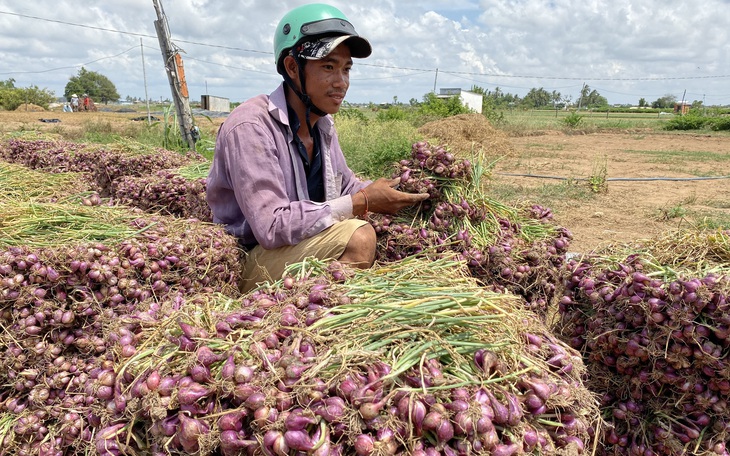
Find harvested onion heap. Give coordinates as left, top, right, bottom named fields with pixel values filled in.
left=371, top=140, right=572, bottom=317
left=0, top=196, right=240, bottom=455
left=63, top=256, right=600, bottom=456
left=0, top=135, right=202, bottom=196
left=112, top=162, right=212, bottom=222
left=556, top=229, right=730, bottom=456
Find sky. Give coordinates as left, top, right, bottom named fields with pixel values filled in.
left=1, top=0, right=729, bottom=107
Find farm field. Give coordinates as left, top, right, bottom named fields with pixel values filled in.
left=2, top=110, right=730, bottom=254
left=492, top=130, right=730, bottom=253
left=3, top=108, right=730, bottom=455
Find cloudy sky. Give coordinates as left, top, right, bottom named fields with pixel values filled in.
left=1, top=0, right=729, bottom=107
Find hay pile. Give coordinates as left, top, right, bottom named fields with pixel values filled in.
left=418, top=113, right=515, bottom=161
left=14, top=103, right=46, bottom=112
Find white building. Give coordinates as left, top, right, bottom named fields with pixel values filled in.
left=438, top=88, right=483, bottom=114
left=200, top=95, right=231, bottom=113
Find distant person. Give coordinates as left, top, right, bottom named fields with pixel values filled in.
left=63, top=103, right=72, bottom=112
left=82, top=94, right=90, bottom=111
left=70, top=94, right=79, bottom=112
left=206, top=3, right=428, bottom=292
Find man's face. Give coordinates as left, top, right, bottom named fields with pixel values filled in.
left=303, top=44, right=352, bottom=114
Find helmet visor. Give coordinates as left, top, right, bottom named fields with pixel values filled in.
left=300, top=17, right=358, bottom=37
left=297, top=35, right=372, bottom=60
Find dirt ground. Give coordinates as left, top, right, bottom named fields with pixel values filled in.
left=2, top=111, right=729, bottom=254
left=496, top=131, right=730, bottom=254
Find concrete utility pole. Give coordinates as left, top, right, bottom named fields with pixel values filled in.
left=140, top=38, right=152, bottom=125
left=152, top=0, right=197, bottom=150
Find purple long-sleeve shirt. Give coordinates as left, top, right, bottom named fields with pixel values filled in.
left=206, top=83, right=369, bottom=249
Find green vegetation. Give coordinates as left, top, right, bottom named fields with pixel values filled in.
left=657, top=203, right=688, bottom=221
left=417, top=92, right=473, bottom=118
left=576, top=84, right=609, bottom=109
left=562, top=111, right=584, bottom=128
left=64, top=67, right=120, bottom=104
left=488, top=179, right=596, bottom=209
left=588, top=158, right=608, bottom=193
left=372, top=92, right=473, bottom=125
left=497, top=108, right=676, bottom=135
left=4, top=84, right=730, bottom=236
left=0, top=78, right=55, bottom=110
left=697, top=213, right=730, bottom=230
left=623, top=148, right=730, bottom=175
left=655, top=197, right=730, bottom=230
left=335, top=116, right=420, bottom=179
left=661, top=108, right=730, bottom=132
left=336, top=92, right=476, bottom=178
left=5, top=81, right=729, bottom=190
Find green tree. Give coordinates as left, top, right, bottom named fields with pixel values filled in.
left=577, top=84, right=608, bottom=109
left=638, top=98, right=647, bottom=108
left=468, top=85, right=505, bottom=123
left=551, top=90, right=562, bottom=106
left=376, top=105, right=409, bottom=121
left=0, top=79, right=55, bottom=110
left=64, top=67, right=120, bottom=104
left=651, top=94, right=677, bottom=109
left=470, top=85, right=489, bottom=109
left=470, top=85, right=521, bottom=109
left=417, top=92, right=471, bottom=118
left=335, top=101, right=368, bottom=122
left=523, top=87, right=552, bottom=108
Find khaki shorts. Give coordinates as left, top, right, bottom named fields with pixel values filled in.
left=240, top=219, right=368, bottom=293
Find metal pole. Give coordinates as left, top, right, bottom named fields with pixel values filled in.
left=576, top=82, right=585, bottom=111
left=680, top=89, right=687, bottom=116
left=140, top=38, right=152, bottom=125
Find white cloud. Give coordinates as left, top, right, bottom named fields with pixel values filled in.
left=0, top=0, right=728, bottom=106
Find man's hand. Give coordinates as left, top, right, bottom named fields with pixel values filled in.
left=353, top=178, right=429, bottom=216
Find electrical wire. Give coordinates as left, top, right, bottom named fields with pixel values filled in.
left=0, top=46, right=140, bottom=75
left=0, top=10, right=270, bottom=55
left=439, top=68, right=730, bottom=82
left=2, top=9, right=729, bottom=84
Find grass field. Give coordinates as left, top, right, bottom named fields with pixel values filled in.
left=500, top=108, right=673, bottom=132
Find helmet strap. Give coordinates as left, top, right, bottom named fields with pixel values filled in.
left=283, top=53, right=328, bottom=129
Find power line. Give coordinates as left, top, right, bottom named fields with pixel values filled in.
left=437, top=68, right=730, bottom=82
left=0, top=46, right=140, bottom=75
left=356, top=70, right=434, bottom=81
left=182, top=56, right=272, bottom=75
left=0, top=10, right=269, bottom=55
left=2, top=8, right=730, bottom=103
left=4, top=9, right=729, bottom=82
left=0, top=10, right=154, bottom=39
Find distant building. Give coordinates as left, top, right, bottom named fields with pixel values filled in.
left=438, top=88, right=483, bottom=114
left=673, top=101, right=691, bottom=115
left=201, top=95, right=231, bottom=113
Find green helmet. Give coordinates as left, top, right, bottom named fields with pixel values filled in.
left=274, top=3, right=371, bottom=75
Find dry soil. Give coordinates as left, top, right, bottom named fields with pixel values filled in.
left=496, top=130, right=730, bottom=253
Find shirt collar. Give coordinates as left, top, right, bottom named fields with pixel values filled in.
left=268, top=82, right=336, bottom=138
